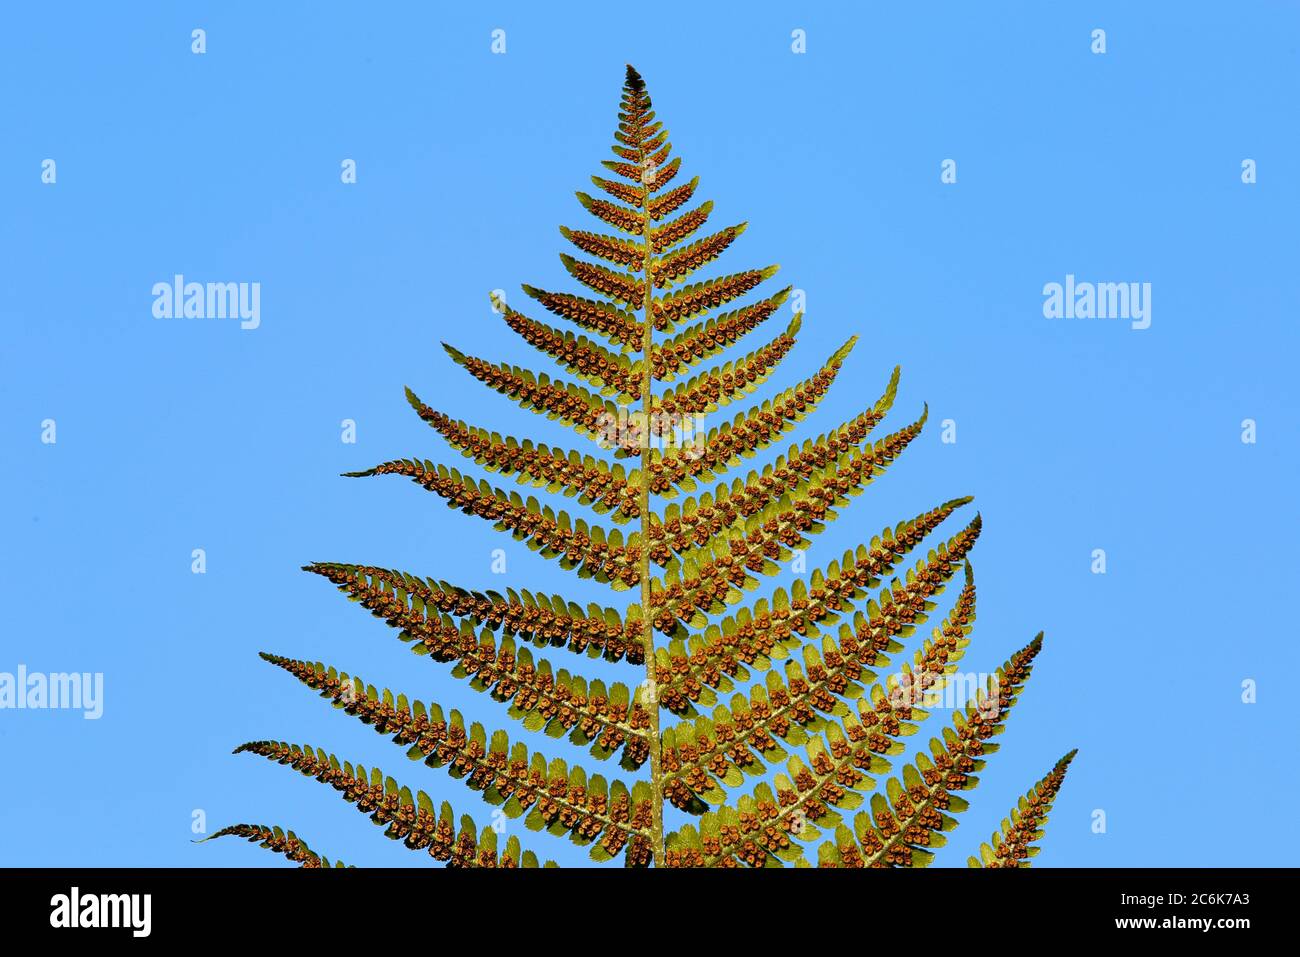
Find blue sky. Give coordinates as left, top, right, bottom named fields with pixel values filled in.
left=2, top=1, right=1297, bottom=868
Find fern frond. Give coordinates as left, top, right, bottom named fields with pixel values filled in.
left=245, top=668, right=655, bottom=863
left=591, top=174, right=645, bottom=207
left=818, top=633, right=1046, bottom=867
left=651, top=201, right=713, bottom=253
left=520, top=284, right=643, bottom=351
left=652, top=288, right=791, bottom=381
left=647, top=337, right=856, bottom=495
left=203, top=824, right=350, bottom=868
left=560, top=254, right=645, bottom=308
left=559, top=226, right=644, bottom=270
left=262, top=641, right=650, bottom=767
left=576, top=191, right=643, bottom=235
left=400, top=390, right=639, bottom=521
left=494, top=300, right=642, bottom=400
left=650, top=266, right=780, bottom=331
left=653, top=314, right=800, bottom=418
left=969, top=750, right=1077, bottom=868
left=304, top=562, right=643, bottom=663
left=232, top=743, right=555, bottom=866
left=338, top=460, right=641, bottom=588
left=442, top=344, right=637, bottom=449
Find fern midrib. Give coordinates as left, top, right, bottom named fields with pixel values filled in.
left=637, top=126, right=667, bottom=866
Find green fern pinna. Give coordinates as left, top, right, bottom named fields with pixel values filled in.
left=208, top=66, right=1076, bottom=868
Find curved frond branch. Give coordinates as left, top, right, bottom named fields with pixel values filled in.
left=338, top=459, right=641, bottom=589
left=653, top=314, right=801, bottom=419
left=520, top=284, right=643, bottom=351
left=818, top=633, right=1047, bottom=868
left=651, top=266, right=780, bottom=331
left=577, top=191, right=643, bottom=235
left=442, top=343, right=640, bottom=450
left=242, top=667, right=655, bottom=862
left=262, top=644, right=650, bottom=768
left=650, top=223, right=744, bottom=290
left=648, top=337, right=857, bottom=495
left=231, top=743, right=555, bottom=867
left=650, top=400, right=927, bottom=571
left=495, top=300, right=643, bottom=400
left=969, top=749, right=1078, bottom=868
left=202, top=824, right=351, bottom=868
left=560, top=226, right=644, bottom=270
left=652, top=201, right=713, bottom=253
left=304, top=562, right=644, bottom=664
left=560, top=254, right=645, bottom=308
left=648, top=177, right=698, bottom=221
left=653, top=288, right=792, bottom=382
left=399, top=389, right=640, bottom=522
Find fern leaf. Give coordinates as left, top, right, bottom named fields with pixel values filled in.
left=651, top=200, right=713, bottom=253
left=647, top=336, right=856, bottom=494
left=968, top=750, right=1077, bottom=868
left=817, top=633, right=1047, bottom=867
left=202, top=824, right=351, bottom=868
left=231, top=743, right=555, bottom=866
left=338, top=461, right=642, bottom=588
left=519, top=284, right=643, bottom=351
left=576, top=191, right=643, bottom=235
left=246, top=667, right=655, bottom=863
left=493, top=300, right=642, bottom=400
left=560, top=226, right=644, bottom=270
left=399, top=390, right=639, bottom=521
left=650, top=223, right=745, bottom=289
left=304, top=562, right=643, bottom=663
left=648, top=177, right=698, bottom=221
left=441, top=344, right=639, bottom=448
left=559, top=254, right=645, bottom=308
left=590, top=174, right=645, bottom=207
left=650, top=266, right=780, bottom=332
left=652, top=288, right=791, bottom=381
left=263, top=645, right=650, bottom=767
left=653, top=314, right=800, bottom=418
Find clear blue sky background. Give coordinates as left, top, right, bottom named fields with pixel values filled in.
left=2, top=2, right=1296, bottom=868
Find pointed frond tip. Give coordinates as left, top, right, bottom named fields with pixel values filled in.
left=200, top=824, right=351, bottom=868
left=969, top=749, right=1078, bottom=868
left=816, top=632, right=1047, bottom=867
left=258, top=646, right=651, bottom=770
left=227, top=745, right=555, bottom=867
left=302, top=562, right=645, bottom=664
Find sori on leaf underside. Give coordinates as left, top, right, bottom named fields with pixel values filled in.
left=207, top=64, right=1076, bottom=869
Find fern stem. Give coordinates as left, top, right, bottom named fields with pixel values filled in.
left=639, top=139, right=666, bottom=867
